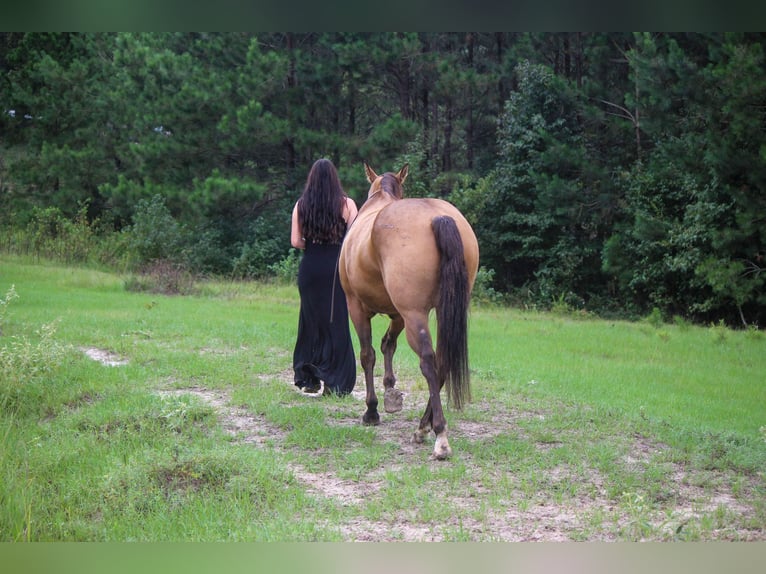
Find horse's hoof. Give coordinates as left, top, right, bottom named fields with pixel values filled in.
left=432, top=446, right=452, bottom=460
left=362, top=412, right=380, bottom=426
left=432, top=434, right=452, bottom=460
left=384, top=387, right=403, bottom=413
left=412, top=429, right=427, bottom=444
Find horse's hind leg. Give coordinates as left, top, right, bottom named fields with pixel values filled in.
left=381, top=315, right=404, bottom=413
left=405, top=319, right=451, bottom=460
left=413, top=392, right=438, bottom=442
left=413, top=399, right=432, bottom=443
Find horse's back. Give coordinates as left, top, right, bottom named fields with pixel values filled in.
left=374, top=198, right=478, bottom=267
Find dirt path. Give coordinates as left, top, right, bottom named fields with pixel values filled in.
left=84, top=347, right=765, bottom=541
left=157, top=380, right=763, bottom=541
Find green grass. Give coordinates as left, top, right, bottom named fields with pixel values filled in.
left=468, top=308, right=765, bottom=436
left=1, top=255, right=765, bottom=541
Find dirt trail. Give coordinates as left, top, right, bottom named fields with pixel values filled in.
left=157, top=380, right=762, bottom=541
left=84, top=347, right=765, bottom=541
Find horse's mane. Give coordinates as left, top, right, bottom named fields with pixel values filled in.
left=380, top=173, right=403, bottom=199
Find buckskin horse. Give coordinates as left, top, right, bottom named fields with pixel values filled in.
left=338, top=163, right=479, bottom=459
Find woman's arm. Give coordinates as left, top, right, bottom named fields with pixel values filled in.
left=291, top=202, right=306, bottom=249
left=344, top=196, right=358, bottom=227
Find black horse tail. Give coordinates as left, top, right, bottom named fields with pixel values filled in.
left=431, top=215, right=471, bottom=410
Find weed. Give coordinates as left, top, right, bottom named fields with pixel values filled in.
left=471, top=267, right=508, bottom=306
left=745, top=324, right=763, bottom=340
left=0, top=320, right=71, bottom=416
left=709, top=319, right=728, bottom=343
left=619, top=491, right=653, bottom=540
left=645, top=307, right=664, bottom=328
left=0, top=284, right=19, bottom=335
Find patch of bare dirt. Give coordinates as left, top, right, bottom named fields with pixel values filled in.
left=80, top=346, right=129, bottom=366
left=156, top=387, right=285, bottom=447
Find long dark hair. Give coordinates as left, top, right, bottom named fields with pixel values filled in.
left=297, top=158, right=348, bottom=244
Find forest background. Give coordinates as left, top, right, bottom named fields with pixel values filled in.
left=1, top=32, right=764, bottom=327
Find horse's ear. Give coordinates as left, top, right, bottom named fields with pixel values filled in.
left=396, top=163, right=409, bottom=184
left=364, top=163, right=378, bottom=183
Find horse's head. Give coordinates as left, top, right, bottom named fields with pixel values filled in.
left=364, top=163, right=409, bottom=199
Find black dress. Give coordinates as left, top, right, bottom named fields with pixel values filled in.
left=292, top=241, right=356, bottom=395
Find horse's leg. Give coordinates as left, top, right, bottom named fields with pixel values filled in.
left=381, top=314, right=404, bottom=413
left=404, top=317, right=451, bottom=460
left=413, top=378, right=443, bottom=441
left=348, top=299, right=379, bottom=425
left=359, top=318, right=380, bottom=425
left=413, top=398, right=433, bottom=443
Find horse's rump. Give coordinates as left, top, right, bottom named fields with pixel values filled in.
left=371, top=198, right=478, bottom=310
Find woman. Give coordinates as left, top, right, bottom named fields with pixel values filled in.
left=291, top=158, right=358, bottom=395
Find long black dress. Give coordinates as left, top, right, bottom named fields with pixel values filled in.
left=292, top=241, right=356, bottom=395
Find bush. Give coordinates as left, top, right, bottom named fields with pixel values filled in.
left=267, top=249, right=302, bottom=284
left=123, top=260, right=196, bottom=296
left=470, top=267, right=508, bottom=307
left=126, top=195, right=185, bottom=267
left=0, top=320, right=71, bottom=416
left=0, top=204, right=129, bottom=270
left=230, top=217, right=289, bottom=279
left=28, top=204, right=97, bottom=263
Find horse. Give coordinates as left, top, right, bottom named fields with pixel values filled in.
left=338, top=163, right=479, bottom=459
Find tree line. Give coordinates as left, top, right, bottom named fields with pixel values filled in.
left=1, top=32, right=764, bottom=326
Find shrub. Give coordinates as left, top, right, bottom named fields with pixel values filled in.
left=126, top=195, right=185, bottom=267
left=644, top=307, right=665, bottom=328
left=28, top=204, right=97, bottom=263
left=231, top=218, right=288, bottom=280
left=123, top=260, right=196, bottom=296
left=470, top=267, right=508, bottom=307
left=267, top=249, right=302, bottom=284
left=0, top=321, right=70, bottom=416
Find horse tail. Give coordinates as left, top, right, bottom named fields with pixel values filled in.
left=431, top=215, right=471, bottom=410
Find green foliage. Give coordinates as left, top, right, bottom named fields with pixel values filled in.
left=123, top=260, right=196, bottom=296
left=2, top=35, right=124, bottom=217
left=603, top=34, right=766, bottom=325
left=2, top=33, right=765, bottom=326
left=0, top=203, right=129, bottom=269
left=644, top=307, right=665, bottom=328
left=231, top=205, right=291, bottom=279
left=471, top=60, right=610, bottom=312
left=603, top=163, right=713, bottom=318
left=29, top=204, right=93, bottom=262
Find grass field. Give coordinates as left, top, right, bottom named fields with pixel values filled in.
left=1, top=255, right=765, bottom=541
